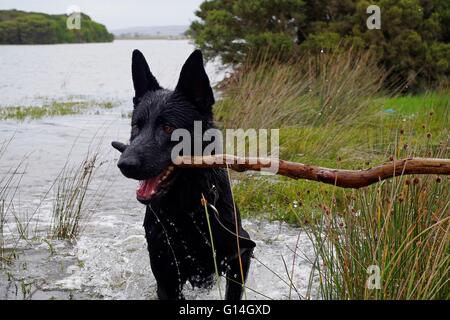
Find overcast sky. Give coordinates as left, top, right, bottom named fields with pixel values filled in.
left=0, top=0, right=204, bottom=30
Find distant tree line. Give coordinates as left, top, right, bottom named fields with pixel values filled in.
left=0, top=10, right=114, bottom=45
left=188, top=0, right=450, bottom=90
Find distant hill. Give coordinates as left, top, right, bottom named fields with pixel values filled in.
left=112, top=25, right=188, bottom=38
left=0, top=10, right=114, bottom=44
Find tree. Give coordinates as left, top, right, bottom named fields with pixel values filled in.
left=189, top=0, right=305, bottom=63
left=0, top=10, right=114, bottom=45
left=188, top=0, right=450, bottom=90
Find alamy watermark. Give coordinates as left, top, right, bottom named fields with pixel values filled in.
left=367, top=5, right=381, bottom=29
left=66, top=5, right=81, bottom=30
left=170, top=121, right=280, bottom=174
left=366, top=265, right=381, bottom=289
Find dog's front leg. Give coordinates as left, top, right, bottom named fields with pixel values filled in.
left=225, top=249, right=253, bottom=300
left=148, top=250, right=185, bottom=300
left=156, top=281, right=184, bottom=300
left=145, top=218, right=185, bottom=300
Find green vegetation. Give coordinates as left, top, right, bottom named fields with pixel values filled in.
left=0, top=138, right=25, bottom=266
left=229, top=92, right=449, bottom=223
left=1, top=141, right=103, bottom=263
left=0, top=100, right=117, bottom=121
left=220, top=54, right=449, bottom=222
left=0, top=10, right=113, bottom=44
left=189, top=0, right=450, bottom=90
left=217, top=52, right=449, bottom=299
left=51, top=154, right=97, bottom=240
left=308, top=174, right=449, bottom=299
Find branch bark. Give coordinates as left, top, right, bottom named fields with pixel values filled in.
left=175, top=155, right=450, bottom=189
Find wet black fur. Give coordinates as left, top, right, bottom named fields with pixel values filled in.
left=112, top=50, right=255, bottom=300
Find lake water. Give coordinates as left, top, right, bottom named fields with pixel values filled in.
left=0, top=40, right=225, bottom=106
left=0, top=40, right=317, bottom=300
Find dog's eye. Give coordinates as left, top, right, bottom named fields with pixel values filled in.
left=163, top=125, right=175, bottom=134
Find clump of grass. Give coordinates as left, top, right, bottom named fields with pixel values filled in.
left=0, top=137, right=24, bottom=266
left=215, top=49, right=387, bottom=129
left=100, top=101, right=115, bottom=109
left=0, top=141, right=7, bottom=259
left=0, top=199, right=5, bottom=264
left=307, top=170, right=449, bottom=299
left=0, top=100, right=117, bottom=121
left=201, top=194, right=223, bottom=299
left=50, top=154, right=98, bottom=240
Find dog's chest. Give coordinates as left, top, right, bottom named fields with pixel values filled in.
left=144, top=207, right=216, bottom=265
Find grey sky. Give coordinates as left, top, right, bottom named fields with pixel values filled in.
left=0, top=0, right=204, bottom=30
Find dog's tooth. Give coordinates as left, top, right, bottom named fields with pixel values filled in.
left=168, top=166, right=174, bottom=172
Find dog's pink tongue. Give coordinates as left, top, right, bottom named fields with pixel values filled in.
left=137, top=178, right=158, bottom=200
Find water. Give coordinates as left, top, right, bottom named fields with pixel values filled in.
left=0, top=40, right=226, bottom=106
left=0, top=40, right=317, bottom=300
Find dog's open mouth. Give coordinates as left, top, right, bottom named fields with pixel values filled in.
left=136, top=165, right=175, bottom=203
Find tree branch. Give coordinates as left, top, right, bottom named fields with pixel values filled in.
left=175, top=155, right=450, bottom=189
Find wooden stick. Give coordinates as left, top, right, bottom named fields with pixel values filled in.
left=174, top=155, right=450, bottom=189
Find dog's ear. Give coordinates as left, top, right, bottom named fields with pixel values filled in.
left=132, top=49, right=160, bottom=102
left=175, top=50, right=214, bottom=113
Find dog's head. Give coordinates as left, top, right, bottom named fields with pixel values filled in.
left=112, top=49, right=215, bottom=204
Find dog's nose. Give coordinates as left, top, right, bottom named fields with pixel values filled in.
left=117, top=157, right=141, bottom=178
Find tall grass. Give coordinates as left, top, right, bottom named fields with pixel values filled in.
left=0, top=138, right=24, bottom=266
left=50, top=154, right=98, bottom=240
left=0, top=140, right=5, bottom=263
left=0, top=198, right=4, bottom=265
left=307, top=172, right=449, bottom=299
left=215, top=49, right=388, bottom=129
left=201, top=194, right=223, bottom=299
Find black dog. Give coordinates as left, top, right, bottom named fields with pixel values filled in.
left=112, top=49, right=255, bottom=300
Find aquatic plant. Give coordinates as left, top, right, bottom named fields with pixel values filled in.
left=51, top=154, right=97, bottom=240
left=0, top=100, right=117, bottom=121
